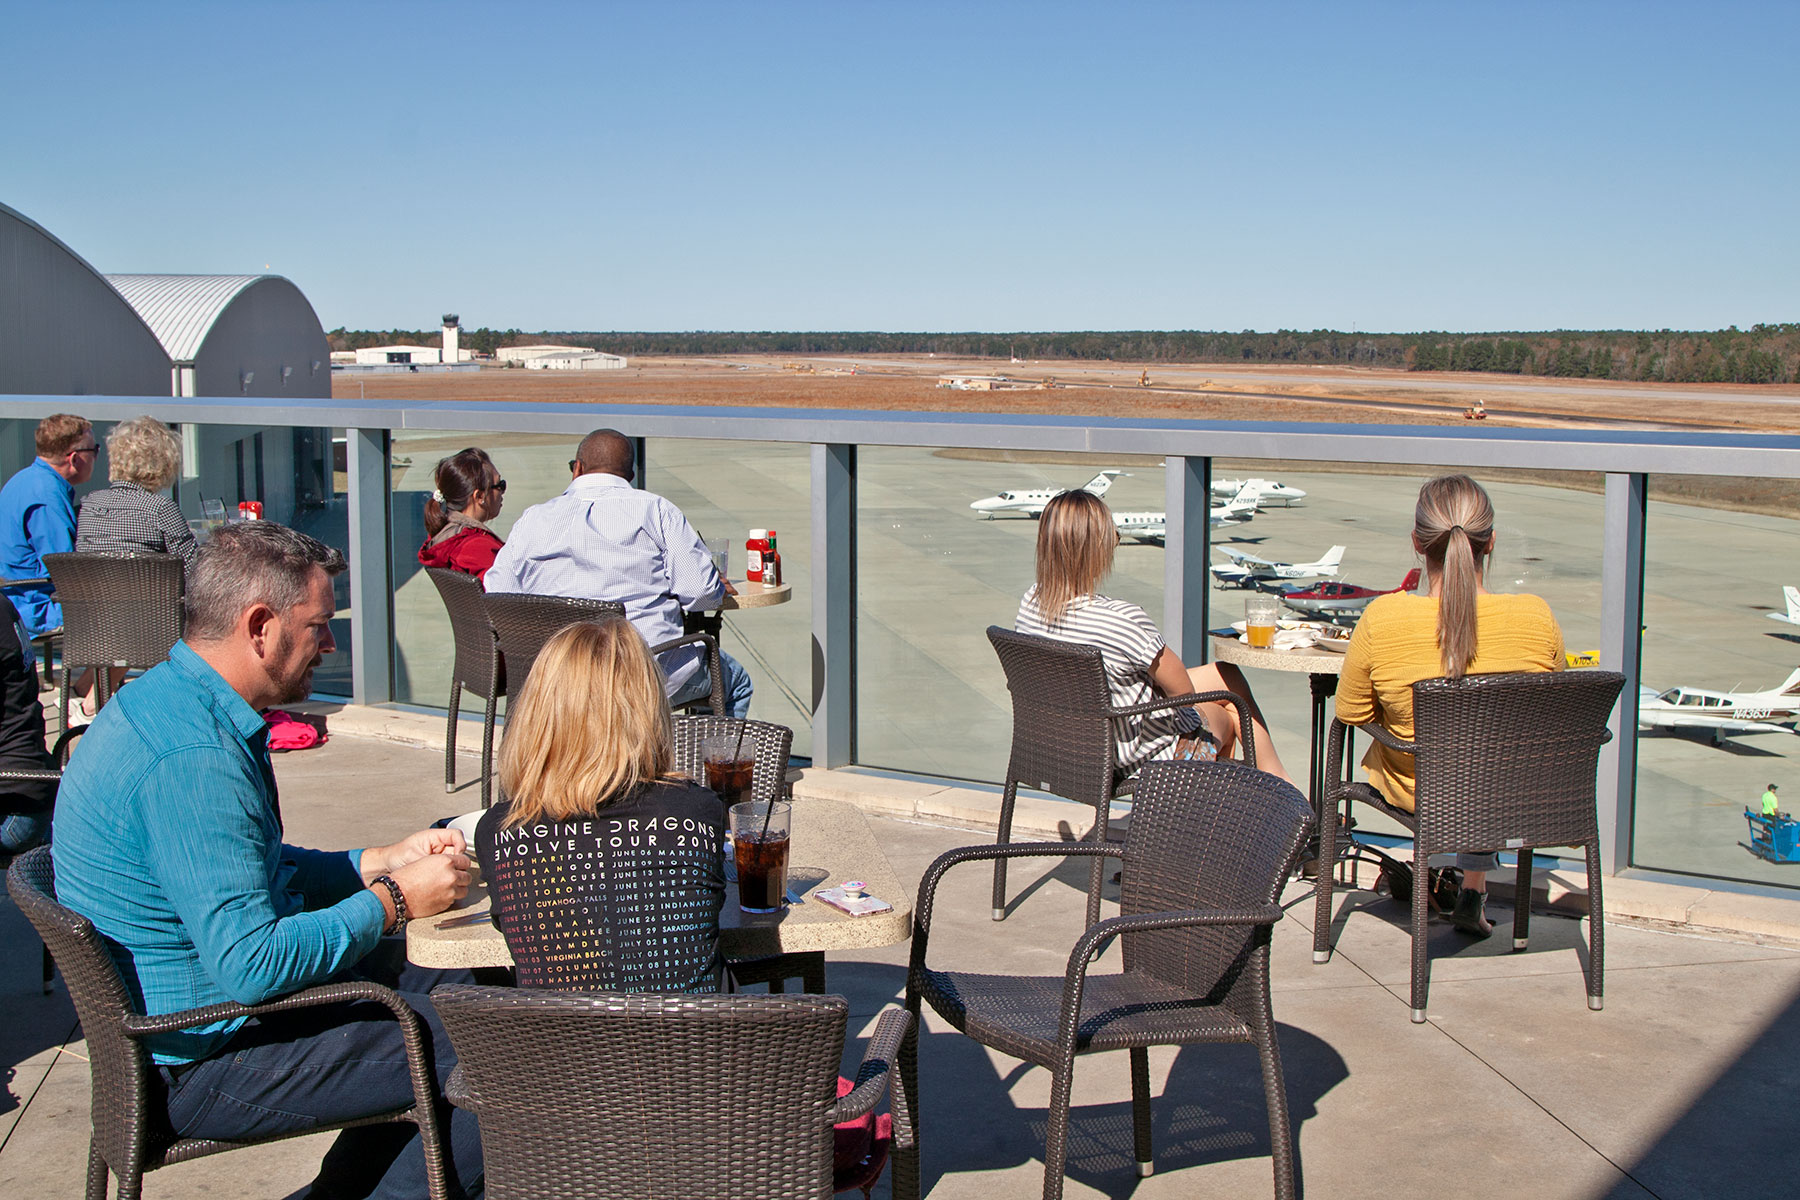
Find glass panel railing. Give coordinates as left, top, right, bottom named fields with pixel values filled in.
left=1635, top=475, right=1800, bottom=888
left=1208, top=460, right=1605, bottom=844
left=854, top=448, right=1164, bottom=780
left=389, top=433, right=813, bottom=759
left=644, top=437, right=812, bottom=759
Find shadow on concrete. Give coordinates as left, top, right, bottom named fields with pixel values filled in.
left=825, top=957, right=1347, bottom=1197
left=1605, top=981, right=1800, bottom=1200
left=0, top=891, right=77, bottom=1122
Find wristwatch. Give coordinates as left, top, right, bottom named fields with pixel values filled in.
left=372, top=874, right=409, bottom=935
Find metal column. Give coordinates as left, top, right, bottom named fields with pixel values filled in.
left=811, top=443, right=855, bottom=768
left=1597, top=471, right=1647, bottom=874
left=346, top=427, right=393, bottom=706
left=1163, top=456, right=1212, bottom=663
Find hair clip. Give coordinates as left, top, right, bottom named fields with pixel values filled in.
left=432, top=489, right=445, bottom=502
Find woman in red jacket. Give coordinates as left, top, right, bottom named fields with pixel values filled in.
left=417, top=447, right=506, bottom=578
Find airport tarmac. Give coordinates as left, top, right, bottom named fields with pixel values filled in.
left=386, top=433, right=1799, bottom=893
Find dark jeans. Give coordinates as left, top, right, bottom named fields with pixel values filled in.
left=160, top=948, right=483, bottom=1200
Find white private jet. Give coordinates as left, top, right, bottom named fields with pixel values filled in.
left=1212, top=544, right=1346, bottom=588
left=969, top=470, right=1122, bottom=518
left=1637, top=667, right=1800, bottom=744
left=1113, top=486, right=1261, bottom=544
left=1211, top=477, right=1307, bottom=507
left=1768, top=586, right=1800, bottom=627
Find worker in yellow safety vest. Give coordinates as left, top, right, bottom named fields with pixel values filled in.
left=1762, top=784, right=1780, bottom=818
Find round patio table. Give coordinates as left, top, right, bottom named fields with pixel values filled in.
left=1210, top=633, right=1348, bottom=817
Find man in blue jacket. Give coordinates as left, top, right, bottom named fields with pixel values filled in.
left=54, top=522, right=483, bottom=1199
left=0, top=413, right=96, bottom=636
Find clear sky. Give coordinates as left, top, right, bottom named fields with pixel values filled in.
left=5, top=1, right=1795, bottom=334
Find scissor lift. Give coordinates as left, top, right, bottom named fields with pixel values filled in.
left=1745, top=808, right=1800, bottom=864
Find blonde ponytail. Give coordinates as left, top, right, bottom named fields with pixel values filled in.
left=1414, top=475, right=1495, bottom=678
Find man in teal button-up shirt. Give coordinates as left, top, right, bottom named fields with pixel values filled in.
left=54, top=522, right=483, bottom=1200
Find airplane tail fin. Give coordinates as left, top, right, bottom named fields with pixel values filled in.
left=1787, top=586, right=1800, bottom=623
left=1082, top=470, right=1123, bottom=496
left=1398, top=567, right=1422, bottom=592
left=1318, top=545, right=1346, bottom=569
left=1777, top=666, right=1800, bottom=696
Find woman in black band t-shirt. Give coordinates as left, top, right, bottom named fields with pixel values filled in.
left=476, top=619, right=725, bottom=993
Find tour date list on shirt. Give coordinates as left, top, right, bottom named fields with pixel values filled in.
left=482, top=788, right=726, bottom=993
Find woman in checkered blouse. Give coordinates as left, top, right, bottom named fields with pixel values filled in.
left=75, top=415, right=197, bottom=568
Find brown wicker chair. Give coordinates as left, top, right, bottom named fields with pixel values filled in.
left=986, top=626, right=1255, bottom=928
left=425, top=568, right=505, bottom=808
left=670, top=715, right=817, bottom=992
left=5, top=847, right=451, bottom=1200
left=0, top=725, right=87, bottom=993
left=1312, top=669, right=1625, bottom=1022
left=42, top=552, right=184, bottom=729
left=906, top=760, right=1312, bottom=1200
left=433, top=986, right=919, bottom=1200
left=483, top=592, right=727, bottom=716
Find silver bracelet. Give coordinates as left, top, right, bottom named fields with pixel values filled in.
left=372, top=874, right=408, bottom=934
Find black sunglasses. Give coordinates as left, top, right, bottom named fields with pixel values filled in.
left=491, top=479, right=507, bottom=494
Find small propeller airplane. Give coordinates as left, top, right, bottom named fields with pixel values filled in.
left=1112, top=484, right=1261, bottom=544
left=969, top=470, right=1121, bottom=518
left=1210, top=477, right=1307, bottom=507
left=1637, top=667, right=1800, bottom=745
left=1768, top=586, right=1800, bottom=627
left=1278, top=568, right=1421, bottom=620
left=1211, top=545, right=1346, bottom=588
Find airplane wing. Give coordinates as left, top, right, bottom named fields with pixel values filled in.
left=1217, top=547, right=1273, bottom=567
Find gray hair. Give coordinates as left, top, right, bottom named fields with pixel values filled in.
left=184, top=522, right=346, bottom=642
left=107, top=416, right=182, bottom=490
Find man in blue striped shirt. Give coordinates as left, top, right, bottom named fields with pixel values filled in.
left=485, top=428, right=754, bottom=717
left=54, top=522, right=483, bottom=1199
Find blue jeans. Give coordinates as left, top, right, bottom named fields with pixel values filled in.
left=669, top=648, right=755, bottom=719
left=160, top=951, right=483, bottom=1200
left=0, top=810, right=50, bottom=854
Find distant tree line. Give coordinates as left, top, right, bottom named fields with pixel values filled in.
left=325, top=324, right=1800, bottom=384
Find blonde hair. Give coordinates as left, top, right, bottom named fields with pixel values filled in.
left=497, top=620, right=674, bottom=826
left=1034, top=490, right=1119, bottom=624
left=106, top=416, right=181, bottom=490
left=1414, top=474, right=1495, bottom=679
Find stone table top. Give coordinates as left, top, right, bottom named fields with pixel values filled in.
left=718, top=581, right=792, bottom=610
left=406, top=796, right=913, bottom=970
left=1210, top=632, right=1349, bottom=675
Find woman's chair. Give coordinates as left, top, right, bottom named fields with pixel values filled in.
left=484, top=593, right=727, bottom=715
left=425, top=568, right=504, bottom=808
left=5, top=847, right=451, bottom=1200
left=1312, top=669, right=1626, bottom=1022
left=42, top=552, right=184, bottom=729
left=986, top=626, right=1255, bottom=928
left=906, top=760, right=1312, bottom=1200
left=433, top=986, right=918, bottom=1200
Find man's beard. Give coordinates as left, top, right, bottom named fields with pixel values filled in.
left=272, top=629, right=320, bottom=704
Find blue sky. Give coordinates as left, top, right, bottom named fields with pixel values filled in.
left=5, top=1, right=1795, bottom=333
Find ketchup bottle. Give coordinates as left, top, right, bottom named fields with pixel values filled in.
left=746, top=529, right=771, bottom=583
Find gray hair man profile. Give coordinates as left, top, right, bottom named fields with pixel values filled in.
left=53, top=521, right=484, bottom=1200
left=485, top=427, right=754, bottom=717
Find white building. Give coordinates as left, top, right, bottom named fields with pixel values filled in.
left=497, top=344, right=597, bottom=364
left=523, top=351, right=629, bottom=371
left=354, top=344, right=443, bottom=365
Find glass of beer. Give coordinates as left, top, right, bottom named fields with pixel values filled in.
left=730, top=800, right=791, bottom=914
left=702, top=733, right=756, bottom=813
left=1245, top=595, right=1280, bottom=648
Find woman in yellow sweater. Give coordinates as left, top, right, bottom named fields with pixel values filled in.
left=1335, top=474, right=1564, bottom=937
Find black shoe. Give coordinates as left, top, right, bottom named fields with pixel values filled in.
left=1449, top=887, right=1493, bottom=938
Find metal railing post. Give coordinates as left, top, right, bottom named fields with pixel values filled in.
left=811, top=443, right=855, bottom=768
left=346, top=427, right=393, bottom=706
left=1598, top=471, right=1647, bottom=874
left=1164, top=456, right=1212, bottom=662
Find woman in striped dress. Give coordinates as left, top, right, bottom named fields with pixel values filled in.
left=1018, top=489, right=1292, bottom=783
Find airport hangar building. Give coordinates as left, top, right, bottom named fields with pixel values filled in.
left=0, top=201, right=331, bottom=400
left=0, top=200, right=336, bottom=515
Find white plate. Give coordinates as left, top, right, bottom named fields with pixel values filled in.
left=1313, top=638, right=1351, bottom=653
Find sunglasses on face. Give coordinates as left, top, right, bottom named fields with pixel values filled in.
left=490, top=479, right=507, bottom=494
left=73, top=444, right=99, bottom=456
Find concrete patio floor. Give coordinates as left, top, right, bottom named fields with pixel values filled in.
left=5, top=727, right=1799, bottom=1199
